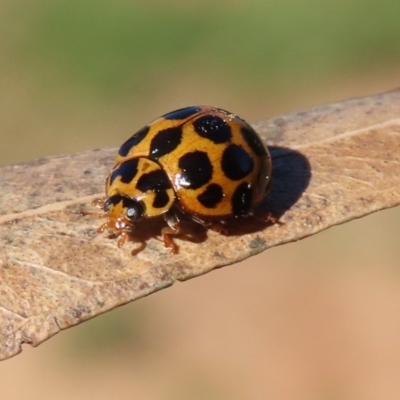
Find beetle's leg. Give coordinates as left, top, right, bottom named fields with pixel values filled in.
left=117, top=231, right=128, bottom=248
left=80, top=198, right=107, bottom=218
left=191, top=215, right=229, bottom=235
left=93, top=198, right=106, bottom=209
left=97, top=221, right=109, bottom=233
left=131, top=241, right=147, bottom=256
left=207, top=221, right=229, bottom=235
left=249, top=210, right=282, bottom=225
left=162, top=211, right=181, bottom=254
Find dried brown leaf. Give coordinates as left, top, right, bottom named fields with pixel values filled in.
left=1, top=89, right=399, bottom=360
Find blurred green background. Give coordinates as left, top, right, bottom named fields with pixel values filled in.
left=1, top=1, right=400, bottom=399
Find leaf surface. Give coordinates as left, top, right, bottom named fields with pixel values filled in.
left=1, top=89, right=399, bottom=360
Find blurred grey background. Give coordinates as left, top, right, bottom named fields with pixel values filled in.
left=1, top=1, right=400, bottom=399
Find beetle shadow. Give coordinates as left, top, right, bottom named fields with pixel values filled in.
left=218, top=146, right=311, bottom=236
left=121, top=146, right=311, bottom=248
left=122, top=214, right=209, bottom=252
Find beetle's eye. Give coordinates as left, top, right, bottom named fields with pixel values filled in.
left=104, top=197, right=116, bottom=212
left=125, top=199, right=144, bottom=222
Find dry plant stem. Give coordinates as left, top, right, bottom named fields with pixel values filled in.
left=0, top=89, right=399, bottom=361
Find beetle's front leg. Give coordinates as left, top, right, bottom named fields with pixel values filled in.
left=161, top=211, right=181, bottom=254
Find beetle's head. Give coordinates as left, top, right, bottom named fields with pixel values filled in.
left=103, top=194, right=144, bottom=232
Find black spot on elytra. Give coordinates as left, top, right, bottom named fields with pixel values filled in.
left=136, top=169, right=172, bottom=193
left=232, top=182, right=253, bottom=216
left=118, top=126, right=150, bottom=157
left=153, top=190, right=171, bottom=208
left=150, top=126, right=182, bottom=160
left=197, top=183, right=224, bottom=208
left=193, top=115, right=232, bottom=143
left=240, top=126, right=267, bottom=156
left=178, top=151, right=213, bottom=189
left=221, top=144, right=254, bottom=180
left=109, top=158, right=139, bottom=185
left=162, top=106, right=201, bottom=120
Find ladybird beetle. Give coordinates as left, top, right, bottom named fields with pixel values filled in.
left=98, top=106, right=272, bottom=253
